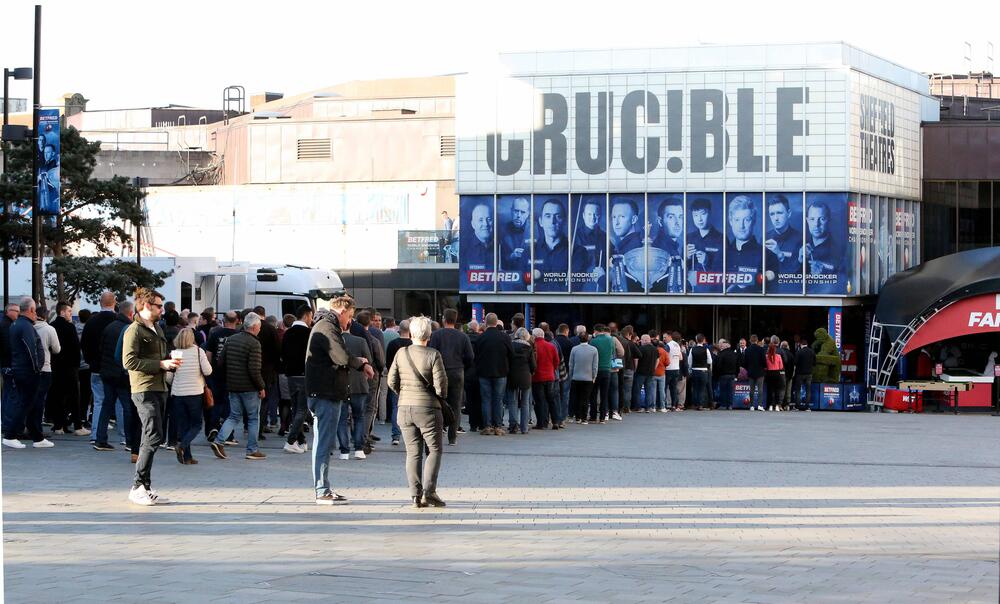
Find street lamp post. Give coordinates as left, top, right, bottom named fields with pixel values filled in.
left=2, top=66, right=33, bottom=308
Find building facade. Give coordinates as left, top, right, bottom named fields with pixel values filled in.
left=456, top=43, right=938, bottom=340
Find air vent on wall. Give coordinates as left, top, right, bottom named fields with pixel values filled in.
left=297, top=138, right=331, bottom=160
left=439, top=135, right=455, bottom=157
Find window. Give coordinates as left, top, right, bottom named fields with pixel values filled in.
left=921, top=181, right=956, bottom=261
left=957, top=182, right=991, bottom=251
left=296, top=138, right=331, bottom=160
left=282, top=298, right=304, bottom=317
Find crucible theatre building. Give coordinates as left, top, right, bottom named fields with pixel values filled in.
left=456, top=43, right=938, bottom=349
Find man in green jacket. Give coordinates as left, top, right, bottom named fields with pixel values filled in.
left=122, top=288, right=181, bottom=506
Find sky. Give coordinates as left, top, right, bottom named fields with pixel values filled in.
left=2, top=0, right=997, bottom=110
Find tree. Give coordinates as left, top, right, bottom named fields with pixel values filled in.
left=44, top=256, right=169, bottom=304
left=0, top=125, right=152, bottom=303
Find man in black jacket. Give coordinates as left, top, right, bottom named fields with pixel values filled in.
left=742, top=334, right=768, bottom=411
left=253, top=306, right=282, bottom=435
left=351, top=311, right=384, bottom=454
left=281, top=305, right=312, bottom=452
left=473, top=313, right=513, bottom=435
left=49, top=302, right=85, bottom=434
left=715, top=339, right=739, bottom=409
left=94, top=302, right=135, bottom=452
left=429, top=308, right=474, bottom=445
left=212, top=312, right=267, bottom=460
left=793, top=338, right=817, bottom=410
left=80, top=291, right=117, bottom=438
left=305, top=296, right=373, bottom=505
left=1, top=303, right=20, bottom=437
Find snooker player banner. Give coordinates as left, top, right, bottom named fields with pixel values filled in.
left=37, top=108, right=61, bottom=215
left=460, top=192, right=859, bottom=296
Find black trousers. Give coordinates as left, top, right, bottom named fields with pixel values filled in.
left=46, top=368, right=79, bottom=430
left=590, top=371, right=610, bottom=420
left=464, top=371, right=483, bottom=431
left=132, top=391, right=166, bottom=490
left=571, top=380, right=594, bottom=421
left=445, top=370, right=464, bottom=444
left=766, top=371, right=786, bottom=407
left=531, top=381, right=557, bottom=428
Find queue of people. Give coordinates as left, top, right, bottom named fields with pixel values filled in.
left=2, top=291, right=821, bottom=508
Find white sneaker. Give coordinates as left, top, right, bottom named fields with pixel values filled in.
left=611, top=412, right=623, bottom=421
left=354, top=450, right=366, bottom=460
left=283, top=442, right=303, bottom=454
left=74, top=428, right=91, bottom=436
left=33, top=439, right=55, bottom=448
left=2, top=438, right=26, bottom=449
left=128, top=486, right=155, bottom=506
left=148, top=489, right=171, bottom=505
left=299, top=442, right=308, bottom=452
left=339, top=453, right=349, bottom=460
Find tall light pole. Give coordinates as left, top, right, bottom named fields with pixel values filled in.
left=30, top=4, right=43, bottom=304
left=2, top=66, right=33, bottom=308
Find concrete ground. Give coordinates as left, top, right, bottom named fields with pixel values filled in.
left=3, top=410, right=999, bottom=603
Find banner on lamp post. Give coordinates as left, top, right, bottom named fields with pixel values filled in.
left=36, top=108, right=60, bottom=215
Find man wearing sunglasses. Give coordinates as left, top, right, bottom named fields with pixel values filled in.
left=122, top=289, right=182, bottom=506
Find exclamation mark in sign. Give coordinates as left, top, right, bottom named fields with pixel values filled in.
left=666, top=89, right=683, bottom=173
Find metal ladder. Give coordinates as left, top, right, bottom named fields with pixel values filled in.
left=867, top=303, right=953, bottom=408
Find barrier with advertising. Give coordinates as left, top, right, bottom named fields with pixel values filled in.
left=813, top=383, right=844, bottom=411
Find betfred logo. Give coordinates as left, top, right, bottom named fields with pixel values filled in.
left=696, top=272, right=723, bottom=284
left=467, top=271, right=494, bottom=283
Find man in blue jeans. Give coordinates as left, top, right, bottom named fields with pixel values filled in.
left=341, top=332, right=373, bottom=459
left=384, top=319, right=411, bottom=446
left=472, top=313, right=512, bottom=435
left=211, top=313, right=267, bottom=460
left=304, top=297, right=373, bottom=505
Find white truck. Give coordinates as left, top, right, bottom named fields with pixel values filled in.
left=1, top=256, right=346, bottom=319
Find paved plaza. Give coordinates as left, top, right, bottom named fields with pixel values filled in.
left=3, top=411, right=999, bottom=603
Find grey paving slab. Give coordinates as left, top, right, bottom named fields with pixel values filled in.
left=2, top=411, right=999, bottom=602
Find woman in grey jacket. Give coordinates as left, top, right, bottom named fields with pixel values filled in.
left=387, top=316, right=448, bottom=508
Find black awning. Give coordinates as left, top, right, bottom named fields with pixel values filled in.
left=874, top=247, right=1000, bottom=337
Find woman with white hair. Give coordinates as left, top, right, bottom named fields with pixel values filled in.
left=505, top=327, right=537, bottom=434
left=387, top=315, right=448, bottom=508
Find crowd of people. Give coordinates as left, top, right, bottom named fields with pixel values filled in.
left=0, top=291, right=821, bottom=508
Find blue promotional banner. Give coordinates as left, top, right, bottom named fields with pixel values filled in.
left=828, top=306, right=843, bottom=350
left=457, top=190, right=860, bottom=297
left=37, top=108, right=61, bottom=215
left=805, top=192, right=849, bottom=294
left=496, top=194, right=532, bottom=292
left=724, top=192, right=764, bottom=294
left=458, top=195, right=495, bottom=292
left=608, top=194, right=645, bottom=293
left=648, top=194, right=684, bottom=293
left=764, top=192, right=804, bottom=294
left=532, top=194, right=569, bottom=292
left=686, top=193, right=724, bottom=293
left=570, top=194, right=608, bottom=293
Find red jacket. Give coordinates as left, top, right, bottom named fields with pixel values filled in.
left=532, top=338, right=559, bottom=383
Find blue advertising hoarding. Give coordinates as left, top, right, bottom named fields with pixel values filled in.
left=608, top=194, right=645, bottom=293
left=37, top=108, right=60, bottom=215
left=764, top=192, right=804, bottom=294
left=648, top=194, right=684, bottom=293
left=686, top=193, right=724, bottom=294
left=496, top=194, right=532, bottom=292
left=532, top=194, right=569, bottom=292
left=458, top=190, right=878, bottom=297
left=459, top=195, right=495, bottom=292
left=724, top=193, right=764, bottom=294
left=570, top=194, right=608, bottom=293
left=805, top=192, right=849, bottom=294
